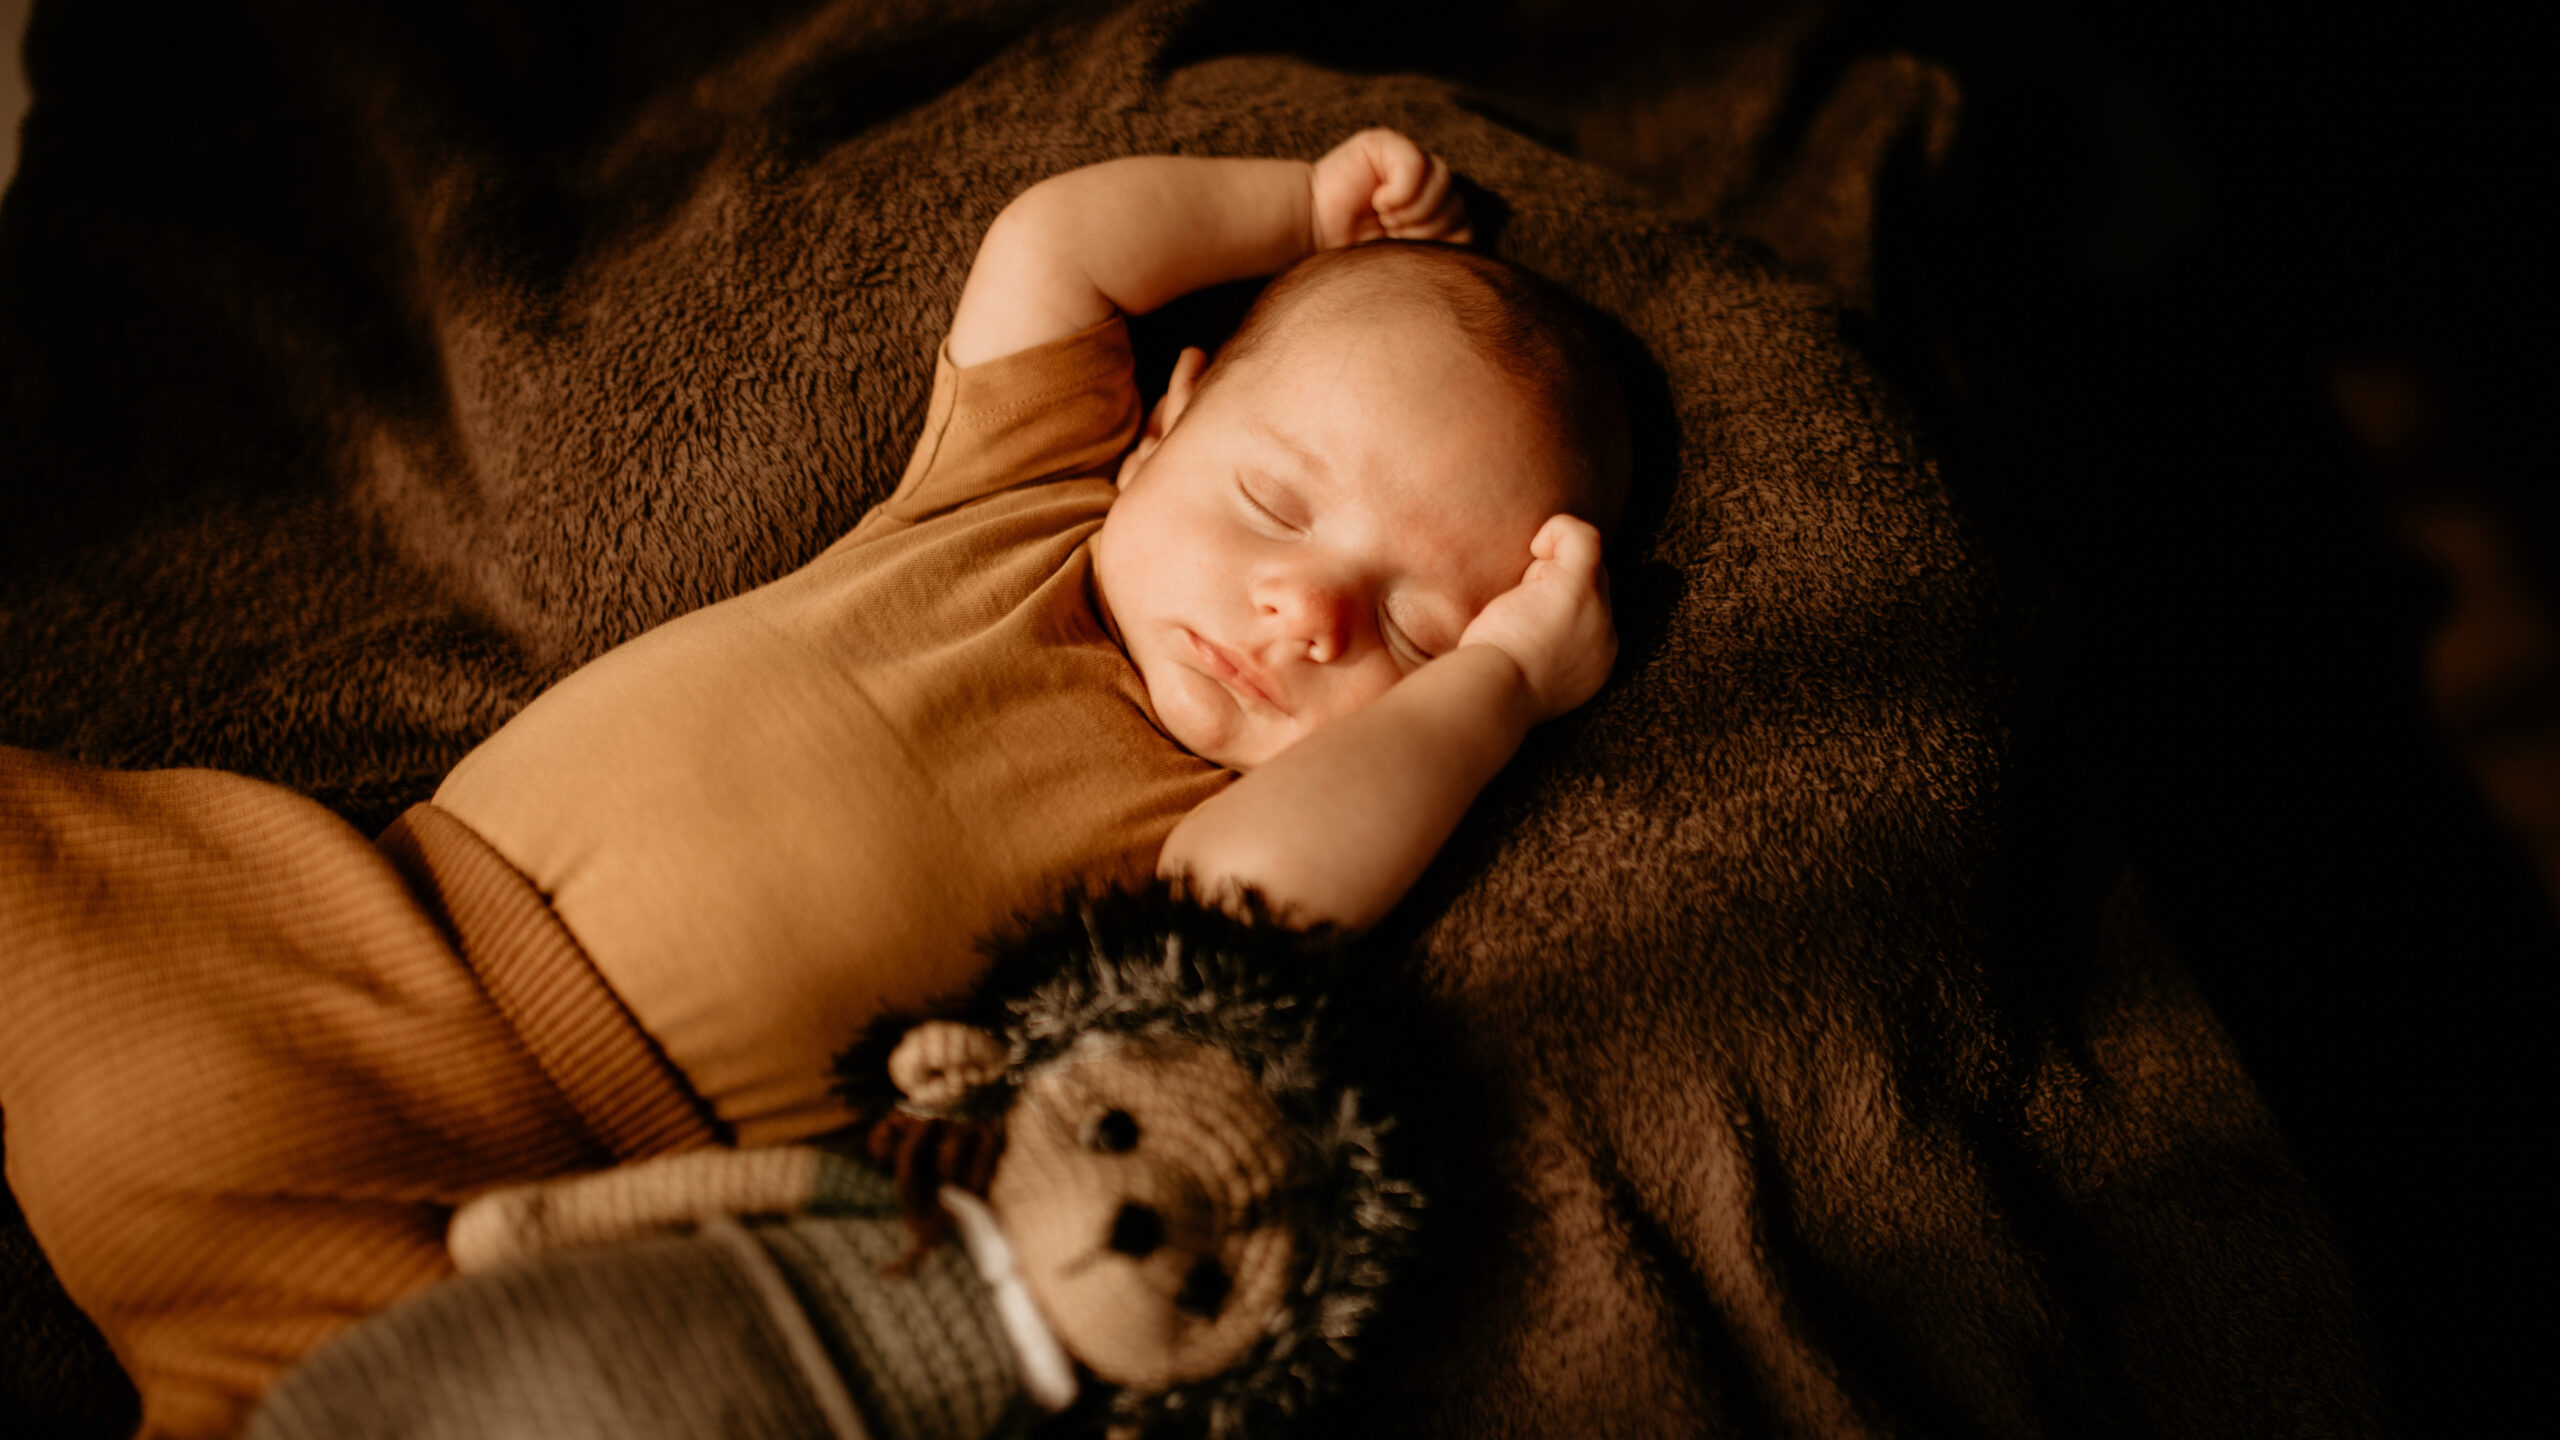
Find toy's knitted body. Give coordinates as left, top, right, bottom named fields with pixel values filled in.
left=247, top=1157, right=1036, bottom=1440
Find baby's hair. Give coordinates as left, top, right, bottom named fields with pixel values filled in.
left=1202, top=240, right=1631, bottom=533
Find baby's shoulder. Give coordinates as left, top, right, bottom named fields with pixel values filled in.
left=854, top=318, right=1141, bottom=536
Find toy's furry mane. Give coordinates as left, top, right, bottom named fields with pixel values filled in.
left=834, top=882, right=1423, bottom=1439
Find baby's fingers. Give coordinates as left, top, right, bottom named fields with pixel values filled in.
left=1318, top=129, right=1472, bottom=245
left=1378, top=154, right=1448, bottom=225
left=1384, top=156, right=1473, bottom=242
left=1530, top=514, right=1605, bottom=572
left=1354, top=130, right=1428, bottom=198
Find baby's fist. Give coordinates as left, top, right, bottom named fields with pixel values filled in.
left=1308, top=128, right=1472, bottom=250
left=1459, top=515, right=1616, bottom=723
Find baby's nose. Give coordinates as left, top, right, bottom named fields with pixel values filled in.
left=1264, top=578, right=1354, bottom=664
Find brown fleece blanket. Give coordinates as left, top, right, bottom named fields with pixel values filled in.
left=0, top=1, right=2384, bottom=1435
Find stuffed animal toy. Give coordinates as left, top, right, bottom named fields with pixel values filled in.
left=245, top=885, right=1421, bottom=1440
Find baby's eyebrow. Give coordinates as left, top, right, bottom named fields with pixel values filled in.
left=1247, top=418, right=1326, bottom=480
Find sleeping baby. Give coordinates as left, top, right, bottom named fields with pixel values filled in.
left=0, top=129, right=1626, bottom=1438
left=432, top=127, right=1627, bottom=1145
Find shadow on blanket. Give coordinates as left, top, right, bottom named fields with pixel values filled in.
left=1, top=1, right=2384, bottom=1435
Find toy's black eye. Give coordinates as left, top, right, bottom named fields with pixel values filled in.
left=1176, top=1255, right=1231, bottom=1318
left=1086, top=1109, right=1140, bottom=1153
left=1108, top=1203, right=1165, bottom=1258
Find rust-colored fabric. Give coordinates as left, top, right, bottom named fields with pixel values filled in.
left=436, top=317, right=1232, bottom=1146
left=0, top=747, right=717, bottom=1440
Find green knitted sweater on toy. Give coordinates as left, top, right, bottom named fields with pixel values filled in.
left=246, top=1159, right=1035, bottom=1440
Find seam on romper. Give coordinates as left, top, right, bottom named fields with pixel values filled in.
left=949, top=375, right=1110, bottom=429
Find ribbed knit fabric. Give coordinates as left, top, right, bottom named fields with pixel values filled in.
left=763, top=1217, right=1024, bottom=1439
left=247, top=1166, right=1027, bottom=1440
left=375, top=804, right=721, bottom=1161
left=246, top=1230, right=847, bottom=1440
left=0, top=745, right=720, bottom=1439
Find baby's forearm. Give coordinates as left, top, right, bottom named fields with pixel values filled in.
left=1160, top=646, right=1540, bottom=932
left=947, top=157, right=1314, bottom=368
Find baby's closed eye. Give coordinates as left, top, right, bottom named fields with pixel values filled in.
left=1235, top=474, right=1302, bottom=532
left=1378, top=598, right=1445, bottom=668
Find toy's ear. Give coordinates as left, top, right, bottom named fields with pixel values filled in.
left=886, top=1021, right=1008, bottom=1114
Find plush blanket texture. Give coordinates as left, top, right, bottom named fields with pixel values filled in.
left=1, top=1, right=2384, bottom=1436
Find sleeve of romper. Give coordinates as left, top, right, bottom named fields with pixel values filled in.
left=859, top=315, right=1141, bottom=533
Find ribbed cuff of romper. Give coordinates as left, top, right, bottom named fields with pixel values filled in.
left=379, top=802, right=727, bottom=1157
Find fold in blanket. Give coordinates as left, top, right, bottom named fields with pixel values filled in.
left=0, top=1, right=2385, bottom=1436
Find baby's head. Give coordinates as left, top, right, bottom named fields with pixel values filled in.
left=1093, top=241, right=1628, bottom=769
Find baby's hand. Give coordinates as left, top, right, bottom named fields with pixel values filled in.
left=1307, top=128, right=1473, bottom=250
left=1458, top=515, right=1616, bottom=723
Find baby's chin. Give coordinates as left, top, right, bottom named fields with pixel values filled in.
left=1145, top=662, right=1278, bottom=772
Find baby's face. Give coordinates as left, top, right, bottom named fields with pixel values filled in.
left=1092, top=311, right=1570, bottom=770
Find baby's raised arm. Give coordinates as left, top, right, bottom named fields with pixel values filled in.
left=950, top=130, right=1609, bottom=934
left=945, top=131, right=1468, bottom=368
left=1162, top=516, right=1616, bottom=932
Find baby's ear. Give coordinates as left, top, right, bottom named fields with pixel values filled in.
left=887, top=1021, right=1007, bottom=1114
left=1117, top=346, right=1209, bottom=489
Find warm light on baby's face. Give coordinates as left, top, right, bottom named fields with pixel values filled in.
left=1091, top=310, right=1571, bottom=770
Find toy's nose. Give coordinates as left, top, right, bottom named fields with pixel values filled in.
left=1107, top=1202, right=1166, bottom=1258
left=1176, top=1254, right=1232, bottom=1318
